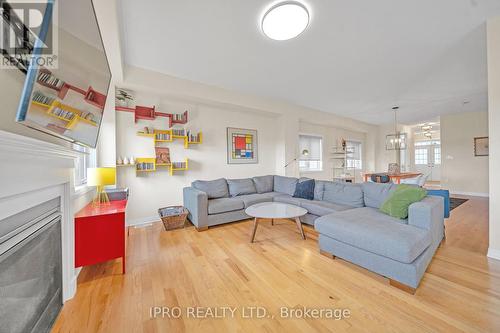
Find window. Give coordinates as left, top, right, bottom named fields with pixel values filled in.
left=298, top=135, right=322, bottom=172
left=414, top=140, right=440, bottom=166
left=74, top=144, right=96, bottom=187
left=414, top=148, right=428, bottom=165
left=434, top=147, right=441, bottom=165
left=346, top=140, right=362, bottom=169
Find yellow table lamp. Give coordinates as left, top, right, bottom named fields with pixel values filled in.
left=87, top=167, right=116, bottom=205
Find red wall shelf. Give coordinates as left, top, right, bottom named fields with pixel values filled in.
left=36, top=68, right=106, bottom=110
left=115, top=106, right=189, bottom=127
left=84, top=86, right=106, bottom=110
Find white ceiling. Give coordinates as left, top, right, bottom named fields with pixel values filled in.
left=119, top=0, right=500, bottom=125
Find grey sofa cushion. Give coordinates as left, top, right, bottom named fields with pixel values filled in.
left=252, top=175, right=274, bottom=193
left=314, top=180, right=326, bottom=201
left=237, top=193, right=275, bottom=208
left=362, top=182, right=397, bottom=208
left=208, top=197, right=244, bottom=214
left=192, top=178, right=229, bottom=199
left=301, top=200, right=353, bottom=216
left=227, top=178, right=257, bottom=197
left=274, top=175, right=298, bottom=195
left=315, top=207, right=431, bottom=263
left=322, top=182, right=364, bottom=207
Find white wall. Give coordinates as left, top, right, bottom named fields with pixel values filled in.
left=298, top=122, right=367, bottom=182
left=114, top=65, right=379, bottom=223
left=440, top=111, right=489, bottom=196
left=487, top=17, right=500, bottom=260
left=116, top=94, right=279, bottom=224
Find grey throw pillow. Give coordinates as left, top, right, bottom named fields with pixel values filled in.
left=273, top=175, right=299, bottom=196
left=227, top=178, right=257, bottom=197
left=252, top=175, right=274, bottom=193
left=192, top=178, right=229, bottom=199
left=322, top=181, right=364, bottom=207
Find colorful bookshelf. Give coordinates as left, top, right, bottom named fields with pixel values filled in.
left=36, top=68, right=106, bottom=110
left=46, top=101, right=80, bottom=129
left=154, top=129, right=173, bottom=143
left=169, top=110, right=188, bottom=127
left=135, top=158, right=156, bottom=173
left=170, top=159, right=188, bottom=176
left=184, top=132, right=202, bottom=148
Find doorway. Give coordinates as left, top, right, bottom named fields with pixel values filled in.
left=414, top=140, right=441, bottom=181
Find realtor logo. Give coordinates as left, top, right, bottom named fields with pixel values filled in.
left=0, top=0, right=58, bottom=71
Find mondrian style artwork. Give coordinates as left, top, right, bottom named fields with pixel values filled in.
left=226, top=128, right=258, bottom=164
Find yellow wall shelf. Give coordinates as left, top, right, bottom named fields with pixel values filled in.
left=135, top=157, right=156, bottom=173
left=137, top=131, right=155, bottom=138
left=184, top=132, right=203, bottom=148
left=154, top=129, right=173, bottom=143
left=170, top=159, right=189, bottom=176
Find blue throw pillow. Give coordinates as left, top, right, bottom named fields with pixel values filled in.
left=293, top=179, right=315, bottom=200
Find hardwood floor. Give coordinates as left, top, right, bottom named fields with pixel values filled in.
left=52, top=196, right=499, bottom=333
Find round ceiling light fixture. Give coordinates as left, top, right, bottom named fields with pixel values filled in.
left=261, top=1, right=310, bottom=41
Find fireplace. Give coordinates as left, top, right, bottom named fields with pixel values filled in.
left=0, top=197, right=63, bottom=333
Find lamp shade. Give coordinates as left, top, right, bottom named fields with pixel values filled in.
left=87, top=167, right=116, bottom=186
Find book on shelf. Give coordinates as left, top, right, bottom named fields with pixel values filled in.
left=173, top=112, right=187, bottom=122
left=37, top=71, right=65, bottom=89
left=155, top=147, right=171, bottom=164
left=32, top=91, right=55, bottom=105
left=186, top=130, right=201, bottom=143
left=172, top=161, right=187, bottom=169
left=136, top=162, right=155, bottom=171
left=50, top=107, right=75, bottom=120
left=172, top=128, right=186, bottom=136
left=155, top=132, right=171, bottom=141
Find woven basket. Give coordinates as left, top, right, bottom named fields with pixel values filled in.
left=158, top=206, right=189, bottom=231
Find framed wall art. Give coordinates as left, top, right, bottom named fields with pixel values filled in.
left=227, top=127, right=258, bottom=164
left=474, top=137, right=489, bottom=156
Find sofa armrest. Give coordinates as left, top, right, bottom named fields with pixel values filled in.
left=183, top=187, right=208, bottom=229
left=408, top=195, right=445, bottom=243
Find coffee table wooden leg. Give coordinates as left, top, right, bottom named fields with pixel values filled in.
left=250, top=217, right=259, bottom=243
left=271, top=218, right=274, bottom=226
left=295, top=217, right=306, bottom=240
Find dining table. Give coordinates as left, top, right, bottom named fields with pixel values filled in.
left=363, top=172, right=422, bottom=184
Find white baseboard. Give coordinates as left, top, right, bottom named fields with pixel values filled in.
left=487, top=248, right=500, bottom=261
left=127, top=215, right=161, bottom=227
left=449, top=191, right=489, bottom=198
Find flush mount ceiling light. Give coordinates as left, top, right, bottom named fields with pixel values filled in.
left=262, top=1, right=310, bottom=41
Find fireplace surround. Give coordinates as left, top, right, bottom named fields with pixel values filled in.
left=0, top=198, right=63, bottom=333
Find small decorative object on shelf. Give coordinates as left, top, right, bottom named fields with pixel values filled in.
left=123, top=156, right=129, bottom=165
left=158, top=206, right=189, bottom=231
left=117, top=156, right=123, bottom=165
left=130, top=156, right=135, bottom=165
left=115, top=88, right=134, bottom=108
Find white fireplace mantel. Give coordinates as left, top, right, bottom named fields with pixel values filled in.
left=0, top=129, right=86, bottom=301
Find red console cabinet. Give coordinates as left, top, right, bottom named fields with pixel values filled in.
left=75, top=200, right=127, bottom=274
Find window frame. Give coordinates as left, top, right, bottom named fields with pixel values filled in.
left=298, top=134, right=323, bottom=172
left=74, top=144, right=97, bottom=187
left=345, top=140, right=363, bottom=170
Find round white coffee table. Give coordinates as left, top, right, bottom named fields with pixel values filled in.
left=245, top=202, right=308, bottom=243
